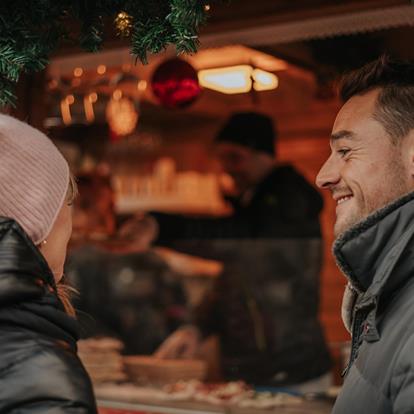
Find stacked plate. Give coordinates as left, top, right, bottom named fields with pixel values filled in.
left=78, top=337, right=128, bottom=384
left=123, top=356, right=207, bottom=386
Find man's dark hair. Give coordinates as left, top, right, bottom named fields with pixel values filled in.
left=339, top=55, right=414, bottom=141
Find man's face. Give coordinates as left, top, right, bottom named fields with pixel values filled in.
left=215, top=142, right=258, bottom=193
left=316, top=89, right=413, bottom=237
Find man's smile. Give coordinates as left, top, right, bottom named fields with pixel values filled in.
left=335, top=195, right=354, bottom=205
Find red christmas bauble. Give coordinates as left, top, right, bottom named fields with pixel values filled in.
left=151, top=58, right=201, bottom=108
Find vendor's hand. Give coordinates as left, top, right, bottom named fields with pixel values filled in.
left=154, top=326, right=201, bottom=359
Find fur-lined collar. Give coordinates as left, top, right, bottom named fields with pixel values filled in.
left=333, top=191, right=414, bottom=295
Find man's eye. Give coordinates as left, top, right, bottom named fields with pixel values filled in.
left=338, top=148, right=350, bottom=157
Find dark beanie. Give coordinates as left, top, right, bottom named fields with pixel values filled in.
left=215, top=112, right=276, bottom=155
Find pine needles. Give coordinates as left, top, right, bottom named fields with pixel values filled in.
left=0, top=0, right=211, bottom=106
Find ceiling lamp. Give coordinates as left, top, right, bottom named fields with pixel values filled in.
left=252, top=69, right=278, bottom=91
left=198, top=65, right=278, bottom=94
left=198, top=65, right=251, bottom=94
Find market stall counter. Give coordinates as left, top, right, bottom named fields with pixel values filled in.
left=95, top=382, right=335, bottom=414
left=78, top=338, right=335, bottom=414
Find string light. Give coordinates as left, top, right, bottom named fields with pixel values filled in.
left=73, top=67, right=83, bottom=77
left=61, top=95, right=75, bottom=125
left=113, top=89, right=122, bottom=100
left=115, top=11, right=133, bottom=37
left=204, top=4, right=211, bottom=11
left=66, top=94, right=75, bottom=104
left=84, top=93, right=98, bottom=123
left=89, top=92, right=98, bottom=103
left=97, top=65, right=106, bottom=75
left=137, top=80, right=147, bottom=92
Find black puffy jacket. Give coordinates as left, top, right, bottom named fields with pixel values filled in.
left=0, top=217, right=97, bottom=413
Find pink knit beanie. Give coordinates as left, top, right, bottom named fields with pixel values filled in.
left=0, top=114, right=69, bottom=245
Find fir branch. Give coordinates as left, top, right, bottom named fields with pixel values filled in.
left=0, top=76, right=17, bottom=107
left=168, top=0, right=205, bottom=55
left=0, top=0, right=214, bottom=106
left=131, top=19, right=171, bottom=64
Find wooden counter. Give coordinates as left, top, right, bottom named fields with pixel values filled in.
left=96, top=384, right=334, bottom=414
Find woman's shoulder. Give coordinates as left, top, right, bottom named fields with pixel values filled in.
left=0, top=327, right=97, bottom=412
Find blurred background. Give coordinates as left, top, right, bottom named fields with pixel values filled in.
left=7, top=0, right=414, bottom=411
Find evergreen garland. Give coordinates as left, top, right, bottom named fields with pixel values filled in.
left=0, top=0, right=211, bottom=106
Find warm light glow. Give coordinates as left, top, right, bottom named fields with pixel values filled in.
left=113, top=89, right=122, bottom=100
left=74, top=67, right=83, bottom=77
left=66, top=94, right=75, bottom=105
left=97, top=65, right=107, bottom=75
left=204, top=4, right=211, bottom=11
left=83, top=95, right=95, bottom=123
left=106, top=96, right=138, bottom=136
left=137, top=80, right=147, bottom=92
left=115, top=11, right=132, bottom=36
left=252, top=69, right=278, bottom=91
left=89, top=92, right=98, bottom=103
left=61, top=99, right=72, bottom=125
left=198, top=65, right=252, bottom=94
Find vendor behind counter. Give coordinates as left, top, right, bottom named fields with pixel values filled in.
left=154, top=113, right=332, bottom=391
left=66, top=172, right=189, bottom=355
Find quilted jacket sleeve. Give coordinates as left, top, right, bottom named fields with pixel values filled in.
left=391, top=333, right=414, bottom=414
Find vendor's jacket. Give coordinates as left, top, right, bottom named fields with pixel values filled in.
left=156, top=165, right=331, bottom=386
left=67, top=247, right=187, bottom=355
left=0, top=217, right=97, bottom=413
left=332, top=192, right=414, bottom=414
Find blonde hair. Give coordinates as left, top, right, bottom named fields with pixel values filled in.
left=57, top=280, right=77, bottom=317
left=56, top=173, right=79, bottom=317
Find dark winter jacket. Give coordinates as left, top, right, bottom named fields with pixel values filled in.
left=155, top=165, right=323, bottom=240
left=332, top=192, right=414, bottom=414
left=67, top=246, right=188, bottom=355
left=0, top=217, right=97, bottom=414
left=154, top=165, right=331, bottom=386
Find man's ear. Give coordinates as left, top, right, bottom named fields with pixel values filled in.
left=406, top=129, right=414, bottom=177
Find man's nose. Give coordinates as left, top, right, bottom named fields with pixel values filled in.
left=316, top=155, right=340, bottom=189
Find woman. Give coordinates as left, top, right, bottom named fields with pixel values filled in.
left=0, top=114, right=97, bottom=413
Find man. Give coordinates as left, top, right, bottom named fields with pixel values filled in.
left=155, top=112, right=331, bottom=391
left=156, top=112, right=324, bottom=239
left=316, top=56, right=414, bottom=413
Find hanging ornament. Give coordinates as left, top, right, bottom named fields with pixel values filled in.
left=114, top=11, right=133, bottom=37
left=106, top=90, right=139, bottom=138
left=151, top=58, right=201, bottom=109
